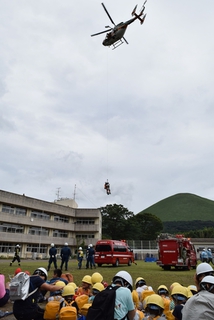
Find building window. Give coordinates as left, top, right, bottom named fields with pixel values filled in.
left=75, top=219, right=95, bottom=225
left=53, top=230, right=68, bottom=238
left=28, top=227, right=48, bottom=236
left=30, top=211, right=50, bottom=220
left=2, top=204, right=26, bottom=216
left=0, top=223, right=24, bottom=234
left=54, top=215, right=69, bottom=223
left=26, top=244, right=47, bottom=254
left=76, top=234, right=95, bottom=239
left=0, top=242, right=19, bottom=253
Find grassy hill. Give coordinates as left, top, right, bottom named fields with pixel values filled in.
left=139, top=193, right=214, bottom=222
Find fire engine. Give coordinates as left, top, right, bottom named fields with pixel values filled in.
left=156, top=233, right=197, bottom=270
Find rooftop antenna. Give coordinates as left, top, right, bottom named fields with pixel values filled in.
left=73, top=184, right=76, bottom=200
left=56, top=187, right=61, bottom=201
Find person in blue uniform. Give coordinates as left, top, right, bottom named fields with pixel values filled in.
left=47, top=243, right=57, bottom=271
left=60, top=242, right=72, bottom=271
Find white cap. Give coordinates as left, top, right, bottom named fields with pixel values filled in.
left=79, top=247, right=82, bottom=250
left=51, top=243, right=54, bottom=247
left=196, top=263, right=214, bottom=275
left=64, top=242, right=68, bottom=246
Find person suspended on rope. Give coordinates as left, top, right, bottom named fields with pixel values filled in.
left=104, top=180, right=111, bottom=195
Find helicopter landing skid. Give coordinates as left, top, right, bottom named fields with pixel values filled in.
left=111, top=39, right=124, bottom=50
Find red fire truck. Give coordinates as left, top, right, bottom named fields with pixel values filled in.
left=156, top=233, right=197, bottom=270
left=94, top=239, right=134, bottom=267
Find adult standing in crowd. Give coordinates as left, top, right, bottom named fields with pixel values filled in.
left=77, top=246, right=84, bottom=269
left=47, top=243, right=57, bottom=271
left=200, top=248, right=208, bottom=262
left=10, top=244, right=21, bottom=267
left=13, top=267, right=64, bottom=320
left=86, top=244, right=96, bottom=269
left=60, top=242, right=72, bottom=271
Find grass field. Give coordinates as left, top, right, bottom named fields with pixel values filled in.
left=1, top=258, right=198, bottom=290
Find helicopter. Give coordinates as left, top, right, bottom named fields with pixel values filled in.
left=91, top=1, right=147, bottom=49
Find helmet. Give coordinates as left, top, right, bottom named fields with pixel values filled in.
left=147, top=294, right=164, bottom=309
left=92, top=283, right=104, bottom=292
left=171, top=285, right=188, bottom=300
left=62, top=285, right=75, bottom=297
left=91, top=272, right=103, bottom=284
left=200, top=275, right=214, bottom=292
left=135, top=277, right=146, bottom=286
left=51, top=243, right=54, bottom=247
left=82, top=275, right=92, bottom=285
left=112, top=271, right=133, bottom=291
left=187, top=288, right=193, bottom=298
left=55, top=281, right=66, bottom=288
left=64, top=242, right=68, bottom=246
left=196, top=263, right=214, bottom=276
left=157, top=285, right=169, bottom=295
left=14, top=268, right=22, bottom=275
left=89, top=244, right=93, bottom=247
left=16, top=244, right=20, bottom=248
left=79, top=247, right=82, bottom=250
left=170, top=282, right=180, bottom=289
left=201, top=275, right=214, bottom=285
left=188, top=285, right=197, bottom=294
left=68, top=282, right=78, bottom=290
left=33, top=267, right=48, bottom=280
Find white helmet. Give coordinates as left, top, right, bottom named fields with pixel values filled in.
left=64, top=242, right=68, bottom=246
left=79, top=247, right=82, bottom=250
left=51, top=243, right=54, bottom=247
left=201, top=275, right=214, bottom=285
left=200, top=275, right=214, bottom=292
left=16, top=244, right=20, bottom=248
left=196, top=263, right=214, bottom=276
left=33, top=267, right=48, bottom=280
left=89, top=244, right=93, bottom=247
left=112, top=271, right=133, bottom=291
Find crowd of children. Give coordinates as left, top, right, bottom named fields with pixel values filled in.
left=2, top=262, right=214, bottom=319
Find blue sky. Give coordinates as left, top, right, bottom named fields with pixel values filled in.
left=1, top=0, right=214, bottom=214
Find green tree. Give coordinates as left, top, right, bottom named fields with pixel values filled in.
left=100, top=204, right=134, bottom=239
left=131, top=212, right=163, bottom=240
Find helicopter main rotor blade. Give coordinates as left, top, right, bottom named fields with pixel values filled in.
left=91, top=29, right=112, bottom=37
left=101, top=3, right=116, bottom=26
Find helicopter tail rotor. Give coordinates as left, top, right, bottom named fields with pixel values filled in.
left=131, top=5, right=138, bottom=16
left=132, top=1, right=147, bottom=25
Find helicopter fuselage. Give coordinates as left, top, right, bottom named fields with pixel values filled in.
left=102, top=23, right=127, bottom=46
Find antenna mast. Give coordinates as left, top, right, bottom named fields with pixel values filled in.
left=56, top=187, right=61, bottom=200
left=73, top=184, right=76, bottom=200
